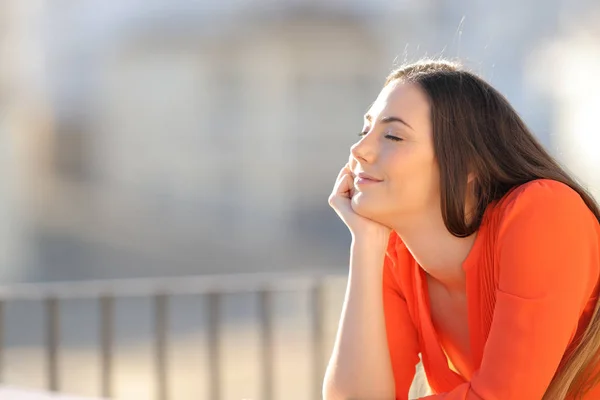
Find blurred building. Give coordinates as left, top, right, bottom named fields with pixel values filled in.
left=0, top=0, right=55, bottom=281
left=1, top=0, right=600, bottom=282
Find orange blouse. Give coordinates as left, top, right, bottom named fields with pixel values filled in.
left=383, top=179, right=600, bottom=399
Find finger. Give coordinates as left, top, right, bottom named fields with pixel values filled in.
left=329, top=172, right=350, bottom=205
left=334, top=163, right=350, bottom=185
left=336, top=164, right=355, bottom=188
left=348, top=154, right=357, bottom=171
left=329, top=174, right=354, bottom=210
left=333, top=172, right=354, bottom=198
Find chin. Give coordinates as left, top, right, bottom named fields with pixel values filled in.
left=351, top=193, right=386, bottom=222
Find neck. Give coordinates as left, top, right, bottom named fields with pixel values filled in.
left=391, top=210, right=477, bottom=293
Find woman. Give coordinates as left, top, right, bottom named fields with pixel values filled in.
left=323, top=59, right=600, bottom=399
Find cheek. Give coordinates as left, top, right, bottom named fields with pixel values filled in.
left=386, top=152, right=439, bottom=205
left=387, top=148, right=435, bottom=183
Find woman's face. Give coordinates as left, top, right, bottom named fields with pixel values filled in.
left=350, top=80, right=440, bottom=226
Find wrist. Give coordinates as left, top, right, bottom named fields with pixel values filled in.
left=351, top=230, right=390, bottom=249
left=349, top=238, right=388, bottom=277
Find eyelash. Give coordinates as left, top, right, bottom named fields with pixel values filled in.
left=358, top=131, right=403, bottom=142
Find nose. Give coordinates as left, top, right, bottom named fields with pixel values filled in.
left=350, top=132, right=376, bottom=164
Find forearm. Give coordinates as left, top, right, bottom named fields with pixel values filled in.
left=323, top=238, right=395, bottom=400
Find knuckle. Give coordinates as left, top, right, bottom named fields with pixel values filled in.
left=327, top=194, right=335, bottom=206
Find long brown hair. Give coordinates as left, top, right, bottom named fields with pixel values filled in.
left=385, top=59, right=600, bottom=399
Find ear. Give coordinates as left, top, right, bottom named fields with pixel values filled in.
left=467, top=172, right=476, bottom=184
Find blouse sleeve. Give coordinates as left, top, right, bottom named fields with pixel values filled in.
left=420, top=180, right=599, bottom=399
left=383, top=234, right=422, bottom=399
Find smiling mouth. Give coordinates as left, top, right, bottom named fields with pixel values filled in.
left=354, top=177, right=382, bottom=186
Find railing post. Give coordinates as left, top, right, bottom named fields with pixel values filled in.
left=0, top=299, right=4, bottom=384
left=311, top=281, right=325, bottom=400
left=155, top=293, right=169, bottom=400
left=100, top=295, right=114, bottom=399
left=207, top=292, right=221, bottom=400
left=258, top=289, right=274, bottom=400
left=45, top=296, right=60, bottom=392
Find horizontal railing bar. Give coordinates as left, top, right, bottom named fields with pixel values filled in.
left=0, top=271, right=345, bottom=300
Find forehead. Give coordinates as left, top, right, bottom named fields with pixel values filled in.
left=367, top=81, right=431, bottom=127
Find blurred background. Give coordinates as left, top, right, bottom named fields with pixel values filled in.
left=0, top=0, right=599, bottom=399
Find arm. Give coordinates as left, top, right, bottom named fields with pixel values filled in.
left=420, top=180, right=599, bottom=399
left=323, top=236, right=396, bottom=400
left=323, top=234, right=421, bottom=400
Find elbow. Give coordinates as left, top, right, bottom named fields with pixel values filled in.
left=322, top=373, right=344, bottom=400
left=322, top=385, right=341, bottom=400
left=322, top=380, right=353, bottom=400
left=322, top=374, right=395, bottom=400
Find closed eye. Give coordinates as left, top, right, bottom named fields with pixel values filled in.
left=385, top=134, right=403, bottom=142
left=358, top=131, right=403, bottom=142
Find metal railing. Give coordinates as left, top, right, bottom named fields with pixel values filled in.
left=0, top=272, right=341, bottom=400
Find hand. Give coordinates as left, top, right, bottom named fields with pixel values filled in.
left=328, top=160, right=392, bottom=243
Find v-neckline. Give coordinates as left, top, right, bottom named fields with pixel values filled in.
left=416, top=266, right=471, bottom=386
left=414, top=218, right=489, bottom=388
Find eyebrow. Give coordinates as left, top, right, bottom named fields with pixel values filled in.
left=364, top=114, right=414, bottom=131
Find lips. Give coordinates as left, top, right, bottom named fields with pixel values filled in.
left=354, top=171, right=383, bottom=187
left=356, top=172, right=383, bottom=182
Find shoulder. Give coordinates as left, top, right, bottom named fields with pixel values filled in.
left=494, top=179, right=595, bottom=232
left=490, top=180, right=600, bottom=299
left=501, top=178, right=585, bottom=209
